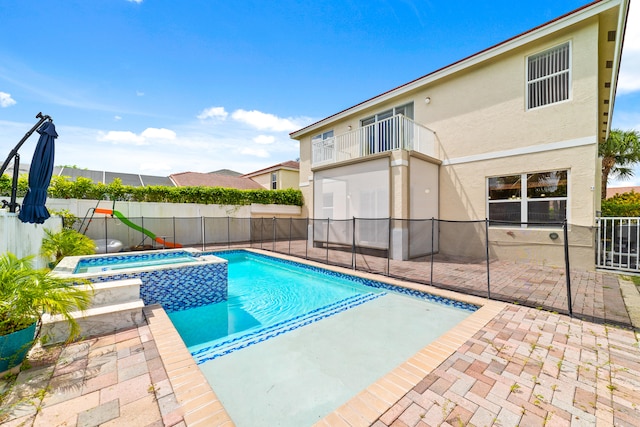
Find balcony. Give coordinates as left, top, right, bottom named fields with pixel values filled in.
left=311, top=115, right=437, bottom=167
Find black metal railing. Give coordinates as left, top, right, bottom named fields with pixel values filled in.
left=74, top=215, right=630, bottom=327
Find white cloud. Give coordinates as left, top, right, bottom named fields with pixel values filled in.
left=231, top=109, right=299, bottom=132
left=141, top=127, right=176, bottom=140
left=136, top=91, right=144, bottom=96
left=618, top=4, right=640, bottom=94
left=114, top=115, right=122, bottom=121
left=0, top=92, right=16, bottom=107
left=127, top=0, right=143, bottom=4
left=253, top=134, right=275, bottom=144
left=99, top=130, right=147, bottom=145
left=98, top=127, right=177, bottom=146
left=197, top=106, right=228, bottom=121
left=240, top=147, right=270, bottom=158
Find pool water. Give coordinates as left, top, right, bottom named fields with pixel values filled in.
left=74, top=251, right=197, bottom=273
left=167, top=251, right=476, bottom=426
left=169, top=251, right=385, bottom=359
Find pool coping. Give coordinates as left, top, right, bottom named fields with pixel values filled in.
left=146, top=248, right=506, bottom=426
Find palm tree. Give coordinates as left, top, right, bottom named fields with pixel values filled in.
left=599, top=129, right=640, bottom=199
left=41, top=228, right=96, bottom=267
left=0, top=253, right=92, bottom=338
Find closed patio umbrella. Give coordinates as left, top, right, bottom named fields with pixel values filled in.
left=18, top=121, right=57, bottom=224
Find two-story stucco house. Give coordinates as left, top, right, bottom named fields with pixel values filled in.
left=290, top=0, right=629, bottom=270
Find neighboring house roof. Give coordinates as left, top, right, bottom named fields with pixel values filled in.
left=209, top=169, right=243, bottom=177
left=54, top=166, right=176, bottom=187
left=242, top=161, right=300, bottom=178
left=606, top=186, right=640, bottom=198
left=290, top=0, right=627, bottom=143
left=169, top=172, right=264, bottom=189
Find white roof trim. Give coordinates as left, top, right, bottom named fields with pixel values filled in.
left=605, top=0, right=629, bottom=140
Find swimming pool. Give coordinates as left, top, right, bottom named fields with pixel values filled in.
left=169, top=251, right=387, bottom=360
left=168, top=250, right=477, bottom=426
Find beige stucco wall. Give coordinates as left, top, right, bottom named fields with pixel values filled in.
left=250, top=169, right=300, bottom=190
left=251, top=172, right=271, bottom=189
left=280, top=169, right=299, bottom=190
left=295, top=16, right=602, bottom=269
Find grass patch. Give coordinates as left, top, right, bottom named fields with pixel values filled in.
left=621, top=275, right=640, bottom=286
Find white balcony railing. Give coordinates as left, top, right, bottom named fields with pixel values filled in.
left=312, top=115, right=436, bottom=166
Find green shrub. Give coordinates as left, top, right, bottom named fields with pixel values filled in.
left=601, top=191, right=640, bottom=217
left=1, top=174, right=304, bottom=207
left=48, top=209, right=80, bottom=229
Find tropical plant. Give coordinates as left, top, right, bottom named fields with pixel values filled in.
left=48, top=208, right=80, bottom=230
left=41, top=228, right=96, bottom=267
left=600, top=129, right=640, bottom=199
left=0, top=252, right=92, bottom=339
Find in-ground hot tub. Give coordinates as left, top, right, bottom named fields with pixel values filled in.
left=53, top=248, right=228, bottom=312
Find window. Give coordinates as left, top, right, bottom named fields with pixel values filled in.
left=311, top=130, right=335, bottom=164
left=361, top=103, right=414, bottom=153
left=527, top=42, right=570, bottom=109
left=322, top=192, right=334, bottom=219
left=271, top=172, right=277, bottom=190
left=488, top=170, right=568, bottom=225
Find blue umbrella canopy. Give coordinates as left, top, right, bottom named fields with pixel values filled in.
left=18, top=121, right=57, bottom=224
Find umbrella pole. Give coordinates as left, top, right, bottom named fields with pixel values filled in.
left=0, top=112, right=52, bottom=213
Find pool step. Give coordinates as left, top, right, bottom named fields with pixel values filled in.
left=79, top=278, right=142, bottom=307
left=40, top=278, right=145, bottom=345
left=192, top=291, right=386, bottom=364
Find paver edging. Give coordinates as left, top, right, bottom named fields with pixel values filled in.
left=143, top=305, right=234, bottom=427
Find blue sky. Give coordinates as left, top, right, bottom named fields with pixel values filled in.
left=1, top=0, right=639, bottom=180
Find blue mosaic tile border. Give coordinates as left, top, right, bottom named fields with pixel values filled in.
left=206, top=249, right=478, bottom=312
left=192, top=291, right=385, bottom=364
left=89, top=262, right=228, bottom=312
left=75, top=250, right=192, bottom=272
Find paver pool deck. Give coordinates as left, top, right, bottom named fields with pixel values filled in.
left=1, top=250, right=639, bottom=426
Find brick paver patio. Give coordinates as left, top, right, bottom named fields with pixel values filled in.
left=1, top=249, right=638, bottom=426
left=374, top=305, right=640, bottom=427
left=0, top=324, right=185, bottom=427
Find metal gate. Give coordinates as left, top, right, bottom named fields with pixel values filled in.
left=596, top=217, right=640, bottom=272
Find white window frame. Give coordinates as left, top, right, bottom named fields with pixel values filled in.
left=487, top=170, right=570, bottom=227
left=311, top=130, right=335, bottom=164
left=361, top=102, right=414, bottom=126
left=526, top=41, right=572, bottom=110
left=271, top=172, right=277, bottom=190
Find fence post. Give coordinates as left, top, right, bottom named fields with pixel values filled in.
left=430, top=218, right=434, bottom=285
left=563, top=219, right=573, bottom=317
left=306, top=217, right=309, bottom=259
left=352, top=217, right=356, bottom=270
left=104, top=215, right=108, bottom=253
left=387, top=217, right=391, bottom=276
left=173, top=216, right=176, bottom=249
left=201, top=216, right=205, bottom=251
left=326, top=218, right=330, bottom=265
left=272, top=217, right=276, bottom=252
left=141, top=216, right=145, bottom=247
left=227, top=216, right=230, bottom=248
left=288, top=217, right=292, bottom=255
left=485, top=218, right=491, bottom=299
